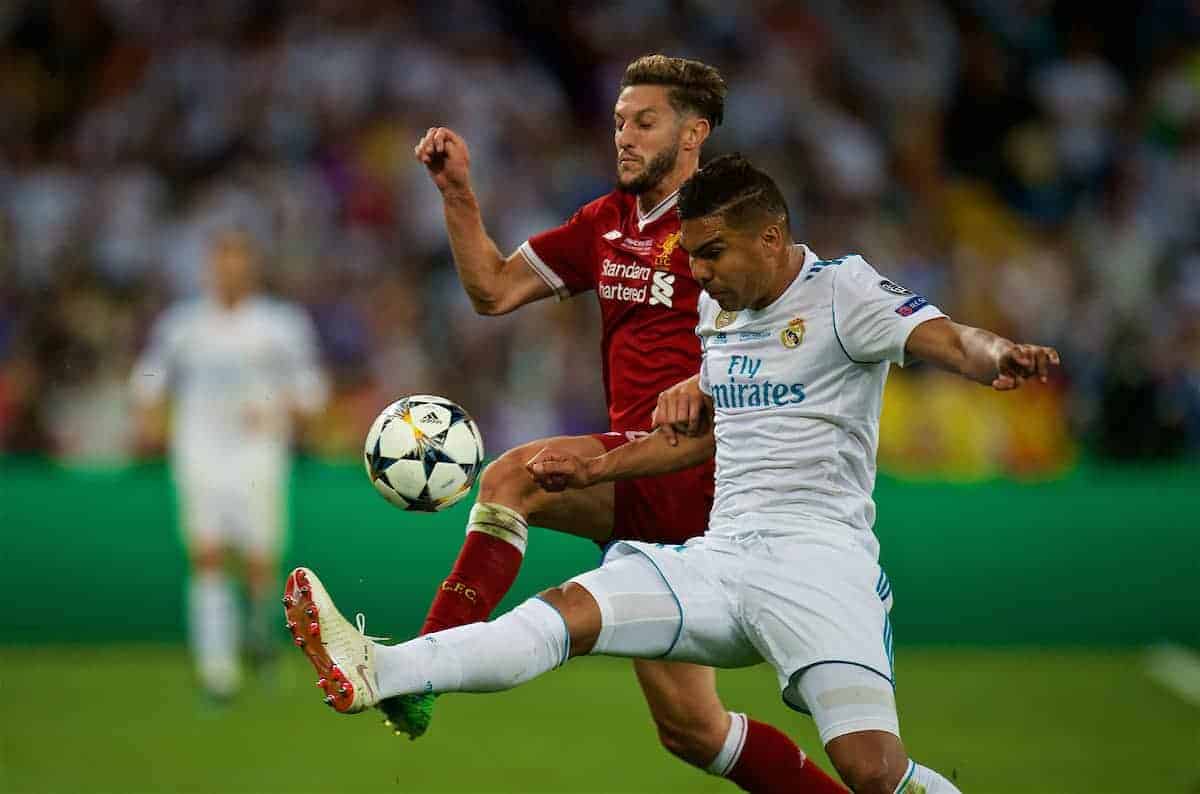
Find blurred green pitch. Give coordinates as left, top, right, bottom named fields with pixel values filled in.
left=1, top=646, right=1195, bottom=793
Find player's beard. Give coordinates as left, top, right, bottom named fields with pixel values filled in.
left=616, top=142, right=679, bottom=195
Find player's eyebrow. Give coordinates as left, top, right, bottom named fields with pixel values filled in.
left=686, top=236, right=723, bottom=256
left=615, top=107, right=660, bottom=123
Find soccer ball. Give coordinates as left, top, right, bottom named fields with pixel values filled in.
left=363, top=395, right=485, bottom=512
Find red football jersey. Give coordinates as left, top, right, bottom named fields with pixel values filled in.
left=519, top=189, right=701, bottom=434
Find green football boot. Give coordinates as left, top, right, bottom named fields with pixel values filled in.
left=379, top=693, right=437, bottom=740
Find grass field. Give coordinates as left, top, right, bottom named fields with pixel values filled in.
left=1, top=645, right=1196, bottom=793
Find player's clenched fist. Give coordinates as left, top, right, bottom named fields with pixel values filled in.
left=652, top=374, right=707, bottom=446
left=993, top=343, right=1061, bottom=391
left=526, top=447, right=591, bottom=492
left=413, top=126, right=472, bottom=194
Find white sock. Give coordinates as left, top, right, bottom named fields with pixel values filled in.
left=189, top=571, right=240, bottom=695
left=374, top=597, right=568, bottom=698
left=467, top=502, right=529, bottom=553
left=705, top=712, right=748, bottom=776
left=895, top=760, right=963, bottom=793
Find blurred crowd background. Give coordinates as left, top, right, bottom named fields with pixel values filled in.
left=2, top=0, right=1198, bottom=478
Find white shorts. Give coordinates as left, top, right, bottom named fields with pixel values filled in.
left=173, top=457, right=286, bottom=557
left=571, top=532, right=897, bottom=738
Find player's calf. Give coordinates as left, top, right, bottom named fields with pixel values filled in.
left=189, top=546, right=240, bottom=700
left=654, top=714, right=727, bottom=768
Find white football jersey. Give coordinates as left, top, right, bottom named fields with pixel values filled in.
left=132, top=296, right=327, bottom=463
left=697, top=246, right=946, bottom=558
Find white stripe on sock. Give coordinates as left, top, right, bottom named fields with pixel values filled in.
left=707, top=712, right=749, bottom=777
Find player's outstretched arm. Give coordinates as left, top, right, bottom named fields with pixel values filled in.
left=905, top=317, right=1061, bottom=390
left=526, top=401, right=716, bottom=492
left=414, top=127, right=553, bottom=315
left=651, top=373, right=707, bottom=446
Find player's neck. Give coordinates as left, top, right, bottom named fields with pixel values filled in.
left=216, top=291, right=251, bottom=311
left=636, top=161, right=697, bottom=216
left=636, top=184, right=678, bottom=216
left=751, top=245, right=803, bottom=310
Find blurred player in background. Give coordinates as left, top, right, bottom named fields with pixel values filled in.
left=285, top=154, right=1061, bottom=793
left=399, top=55, right=846, bottom=792
left=133, top=228, right=327, bottom=701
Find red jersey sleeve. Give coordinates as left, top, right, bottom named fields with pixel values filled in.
left=518, top=202, right=602, bottom=299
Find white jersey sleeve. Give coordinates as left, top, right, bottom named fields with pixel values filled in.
left=130, top=304, right=188, bottom=405
left=831, top=256, right=946, bottom=367
left=282, top=305, right=328, bottom=417
left=274, top=303, right=328, bottom=415
left=696, top=294, right=715, bottom=396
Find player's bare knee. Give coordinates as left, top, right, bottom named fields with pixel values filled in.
left=191, top=546, right=225, bottom=572
left=478, top=443, right=545, bottom=512
left=243, top=556, right=275, bottom=593
left=827, top=733, right=906, bottom=794
left=536, top=583, right=601, bottom=657
left=831, top=756, right=893, bottom=793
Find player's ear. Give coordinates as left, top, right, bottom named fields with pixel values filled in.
left=682, top=116, right=710, bottom=152
left=759, top=220, right=784, bottom=253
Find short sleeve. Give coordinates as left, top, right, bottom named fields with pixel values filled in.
left=130, top=307, right=183, bottom=404
left=698, top=351, right=713, bottom=396
left=696, top=295, right=714, bottom=395
left=831, top=256, right=947, bottom=367
left=518, top=207, right=597, bottom=300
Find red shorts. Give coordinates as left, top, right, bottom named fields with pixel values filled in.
left=593, top=431, right=714, bottom=545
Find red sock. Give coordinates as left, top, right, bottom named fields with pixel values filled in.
left=419, top=531, right=524, bottom=635
left=727, top=719, right=847, bottom=794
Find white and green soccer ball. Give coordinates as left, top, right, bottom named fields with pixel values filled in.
left=363, top=395, right=485, bottom=512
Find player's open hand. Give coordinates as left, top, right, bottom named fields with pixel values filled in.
left=525, top=446, right=591, bottom=492
left=414, top=127, right=471, bottom=194
left=993, top=343, right=1061, bottom=390
left=652, top=374, right=706, bottom=446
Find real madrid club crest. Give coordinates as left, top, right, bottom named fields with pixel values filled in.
left=781, top=317, right=805, bottom=348
left=715, top=309, right=738, bottom=330
left=654, top=231, right=681, bottom=270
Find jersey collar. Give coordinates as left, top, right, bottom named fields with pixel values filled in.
left=636, top=190, right=679, bottom=232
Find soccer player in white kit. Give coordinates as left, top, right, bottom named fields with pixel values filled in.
left=283, top=156, right=1058, bottom=793
left=133, top=228, right=327, bottom=700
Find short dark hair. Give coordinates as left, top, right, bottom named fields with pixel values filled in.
left=620, top=55, right=727, bottom=128
left=678, top=153, right=790, bottom=231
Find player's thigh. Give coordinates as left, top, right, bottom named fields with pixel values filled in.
left=491, top=433, right=615, bottom=543
left=796, top=662, right=900, bottom=748
left=633, top=659, right=729, bottom=739
left=173, top=469, right=225, bottom=567
left=237, top=465, right=286, bottom=577
left=574, top=540, right=760, bottom=667
left=742, top=538, right=894, bottom=710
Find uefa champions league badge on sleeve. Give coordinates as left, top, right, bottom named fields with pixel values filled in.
left=780, top=317, right=805, bottom=348
left=877, top=279, right=913, bottom=296
left=895, top=296, right=930, bottom=317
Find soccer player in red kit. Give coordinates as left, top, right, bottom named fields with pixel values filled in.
left=390, top=56, right=845, bottom=793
